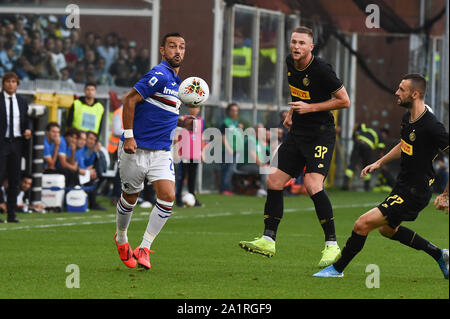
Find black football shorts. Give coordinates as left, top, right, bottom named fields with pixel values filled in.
left=377, top=186, right=432, bottom=229
left=274, top=126, right=336, bottom=178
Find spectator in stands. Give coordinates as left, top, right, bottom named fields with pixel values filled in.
left=83, top=32, right=96, bottom=54
left=59, top=67, right=76, bottom=90
left=13, top=56, right=32, bottom=80
left=67, top=82, right=105, bottom=135
left=7, top=34, right=22, bottom=61
left=85, top=63, right=97, bottom=84
left=48, top=37, right=67, bottom=78
left=13, top=16, right=26, bottom=54
left=22, top=36, right=56, bottom=79
left=97, top=32, right=118, bottom=72
left=69, top=29, right=84, bottom=60
left=62, top=37, right=78, bottom=73
left=72, top=61, right=86, bottom=84
left=94, top=57, right=113, bottom=85
left=0, top=42, right=15, bottom=75
left=109, top=56, right=132, bottom=86
left=83, top=48, right=97, bottom=68
left=127, top=45, right=139, bottom=83
left=135, top=47, right=150, bottom=73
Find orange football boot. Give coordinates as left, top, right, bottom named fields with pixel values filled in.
left=133, top=246, right=154, bottom=270
left=114, top=232, right=137, bottom=268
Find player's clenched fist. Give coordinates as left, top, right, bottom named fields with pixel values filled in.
left=123, top=137, right=137, bottom=154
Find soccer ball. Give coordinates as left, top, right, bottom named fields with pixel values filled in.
left=182, top=193, right=196, bottom=207
left=178, top=77, right=209, bottom=107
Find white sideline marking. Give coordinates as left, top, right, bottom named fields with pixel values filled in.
left=0, top=202, right=378, bottom=231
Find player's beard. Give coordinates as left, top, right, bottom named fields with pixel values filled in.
left=166, top=55, right=183, bottom=68
left=397, top=95, right=413, bottom=109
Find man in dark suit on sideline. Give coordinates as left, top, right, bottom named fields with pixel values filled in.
left=0, top=72, right=32, bottom=223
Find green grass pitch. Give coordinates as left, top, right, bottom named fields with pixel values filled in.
left=0, top=190, right=448, bottom=299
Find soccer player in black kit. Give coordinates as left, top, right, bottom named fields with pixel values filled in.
left=239, top=26, right=350, bottom=267
left=314, top=73, right=449, bottom=279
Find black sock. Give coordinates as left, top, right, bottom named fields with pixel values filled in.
left=333, top=231, right=367, bottom=273
left=263, top=189, right=284, bottom=241
left=310, top=190, right=336, bottom=242
left=391, top=226, right=442, bottom=261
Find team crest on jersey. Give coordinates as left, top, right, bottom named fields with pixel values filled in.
left=409, top=130, right=416, bottom=142
left=289, top=85, right=311, bottom=100
left=303, top=75, right=310, bottom=86
left=400, top=139, right=413, bottom=156
left=288, top=72, right=291, bottom=76
left=148, top=76, right=158, bottom=86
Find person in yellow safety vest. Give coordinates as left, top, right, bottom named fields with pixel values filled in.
left=232, top=28, right=252, bottom=100
left=67, top=82, right=105, bottom=135
left=342, top=123, right=386, bottom=191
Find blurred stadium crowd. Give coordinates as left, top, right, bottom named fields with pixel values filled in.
left=0, top=14, right=150, bottom=87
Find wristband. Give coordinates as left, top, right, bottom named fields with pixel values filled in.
left=124, top=129, right=134, bottom=139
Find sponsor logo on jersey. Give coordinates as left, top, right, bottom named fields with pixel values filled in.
left=400, top=139, right=413, bottom=156
left=289, top=85, right=311, bottom=100
left=163, top=86, right=178, bottom=96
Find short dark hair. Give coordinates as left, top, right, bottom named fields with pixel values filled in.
left=160, top=32, right=183, bottom=47
left=2, top=71, right=20, bottom=86
left=292, top=26, right=314, bottom=40
left=86, top=131, right=98, bottom=141
left=45, top=122, right=60, bottom=132
left=64, top=127, right=79, bottom=138
left=21, top=173, right=33, bottom=181
left=226, top=102, right=239, bottom=115
left=85, top=82, right=96, bottom=89
left=402, top=73, right=427, bottom=99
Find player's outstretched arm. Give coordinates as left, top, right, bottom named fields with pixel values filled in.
left=122, top=88, right=142, bottom=154
left=361, top=142, right=402, bottom=178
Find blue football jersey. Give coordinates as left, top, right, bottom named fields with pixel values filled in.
left=122, top=60, right=182, bottom=151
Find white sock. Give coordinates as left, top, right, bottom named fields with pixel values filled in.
left=325, top=241, right=338, bottom=246
left=140, top=198, right=173, bottom=249
left=116, top=194, right=136, bottom=245
left=262, top=235, right=275, bottom=243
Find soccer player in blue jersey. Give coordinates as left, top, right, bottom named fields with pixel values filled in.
left=114, top=33, right=194, bottom=270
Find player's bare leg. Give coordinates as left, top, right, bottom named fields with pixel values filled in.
left=134, top=179, right=175, bottom=269
left=239, top=168, right=291, bottom=257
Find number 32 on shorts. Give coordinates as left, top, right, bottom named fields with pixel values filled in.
left=314, top=146, right=328, bottom=159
